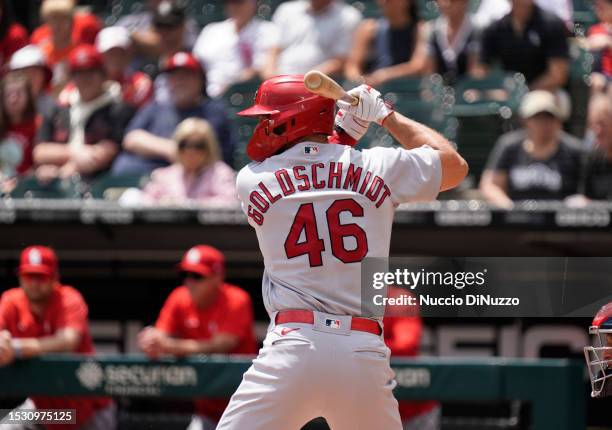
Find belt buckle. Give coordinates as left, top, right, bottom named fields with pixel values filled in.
left=312, top=311, right=352, bottom=336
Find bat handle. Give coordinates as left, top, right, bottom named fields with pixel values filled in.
left=341, top=93, right=359, bottom=106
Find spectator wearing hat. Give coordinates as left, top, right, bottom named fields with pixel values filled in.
left=0, top=0, right=28, bottom=68
left=0, top=245, right=117, bottom=430
left=59, top=26, right=153, bottom=109
left=34, top=44, right=134, bottom=183
left=475, top=0, right=569, bottom=91
left=7, top=45, right=55, bottom=117
left=112, top=52, right=234, bottom=176
left=138, top=245, right=256, bottom=430
left=193, top=0, right=279, bottom=98
left=149, top=1, right=194, bottom=104
left=116, top=0, right=199, bottom=60
left=0, top=74, right=38, bottom=193
left=267, top=0, right=362, bottom=76
left=479, top=90, right=583, bottom=208
left=141, top=118, right=238, bottom=205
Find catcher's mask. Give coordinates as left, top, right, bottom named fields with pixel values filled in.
left=237, top=75, right=335, bottom=162
left=584, top=302, right=612, bottom=397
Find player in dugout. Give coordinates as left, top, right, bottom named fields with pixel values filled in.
left=0, top=245, right=116, bottom=430
left=137, top=245, right=256, bottom=430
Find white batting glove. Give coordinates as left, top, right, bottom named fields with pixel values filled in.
left=337, top=85, right=394, bottom=125
left=334, top=108, right=370, bottom=141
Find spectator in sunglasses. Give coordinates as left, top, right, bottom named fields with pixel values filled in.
left=138, top=245, right=256, bottom=430
left=141, top=118, right=238, bottom=206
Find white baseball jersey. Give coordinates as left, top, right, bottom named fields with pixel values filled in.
left=236, top=141, right=441, bottom=317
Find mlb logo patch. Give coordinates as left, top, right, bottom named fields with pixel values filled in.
left=325, top=319, right=341, bottom=329
left=304, top=145, right=319, bottom=156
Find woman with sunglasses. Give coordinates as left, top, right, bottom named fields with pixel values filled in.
left=142, top=118, right=238, bottom=206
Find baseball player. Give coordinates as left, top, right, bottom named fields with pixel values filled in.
left=216, top=75, right=468, bottom=430
left=0, top=245, right=116, bottom=430
left=138, top=245, right=257, bottom=430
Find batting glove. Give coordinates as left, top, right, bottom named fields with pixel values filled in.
left=337, top=85, right=394, bottom=126
left=334, top=108, right=370, bottom=141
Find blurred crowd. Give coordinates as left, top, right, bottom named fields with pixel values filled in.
left=0, top=0, right=610, bottom=207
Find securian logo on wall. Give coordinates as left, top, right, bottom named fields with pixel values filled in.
left=76, top=361, right=104, bottom=390
left=75, top=361, right=198, bottom=396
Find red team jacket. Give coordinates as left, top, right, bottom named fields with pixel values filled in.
left=0, top=285, right=112, bottom=430
left=155, top=284, right=257, bottom=422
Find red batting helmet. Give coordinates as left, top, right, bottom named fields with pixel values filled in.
left=237, top=75, right=335, bottom=162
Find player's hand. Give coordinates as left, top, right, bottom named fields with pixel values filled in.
left=337, top=84, right=394, bottom=126
left=138, top=326, right=164, bottom=358
left=334, top=108, right=369, bottom=141
left=0, top=331, right=15, bottom=367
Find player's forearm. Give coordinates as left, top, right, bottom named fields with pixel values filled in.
left=383, top=111, right=456, bottom=154
left=161, top=334, right=239, bottom=356
left=13, top=332, right=80, bottom=358
left=160, top=338, right=201, bottom=356
left=384, top=112, right=468, bottom=190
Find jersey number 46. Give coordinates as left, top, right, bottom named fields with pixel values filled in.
left=284, top=198, right=369, bottom=267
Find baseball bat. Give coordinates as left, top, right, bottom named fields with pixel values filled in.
left=304, top=71, right=359, bottom=106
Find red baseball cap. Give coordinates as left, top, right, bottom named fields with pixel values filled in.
left=18, top=246, right=58, bottom=277
left=179, top=245, right=224, bottom=277
left=69, top=44, right=104, bottom=73
left=162, top=52, right=203, bottom=74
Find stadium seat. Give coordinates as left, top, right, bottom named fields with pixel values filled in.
left=573, top=0, right=597, bottom=32
left=87, top=173, right=150, bottom=200
left=10, top=176, right=83, bottom=199
left=449, top=72, right=526, bottom=180
left=348, top=0, right=379, bottom=18
left=223, top=79, right=261, bottom=114
left=191, top=1, right=226, bottom=27
left=232, top=116, right=258, bottom=169
left=454, top=113, right=511, bottom=181
left=451, top=72, right=528, bottom=118
left=378, top=75, right=448, bottom=105
left=567, top=40, right=595, bottom=137
left=224, top=79, right=261, bottom=169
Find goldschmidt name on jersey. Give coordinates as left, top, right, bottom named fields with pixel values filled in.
left=247, top=162, right=392, bottom=225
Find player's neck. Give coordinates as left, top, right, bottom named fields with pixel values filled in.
left=281, top=134, right=328, bottom=152
left=297, top=134, right=328, bottom=144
